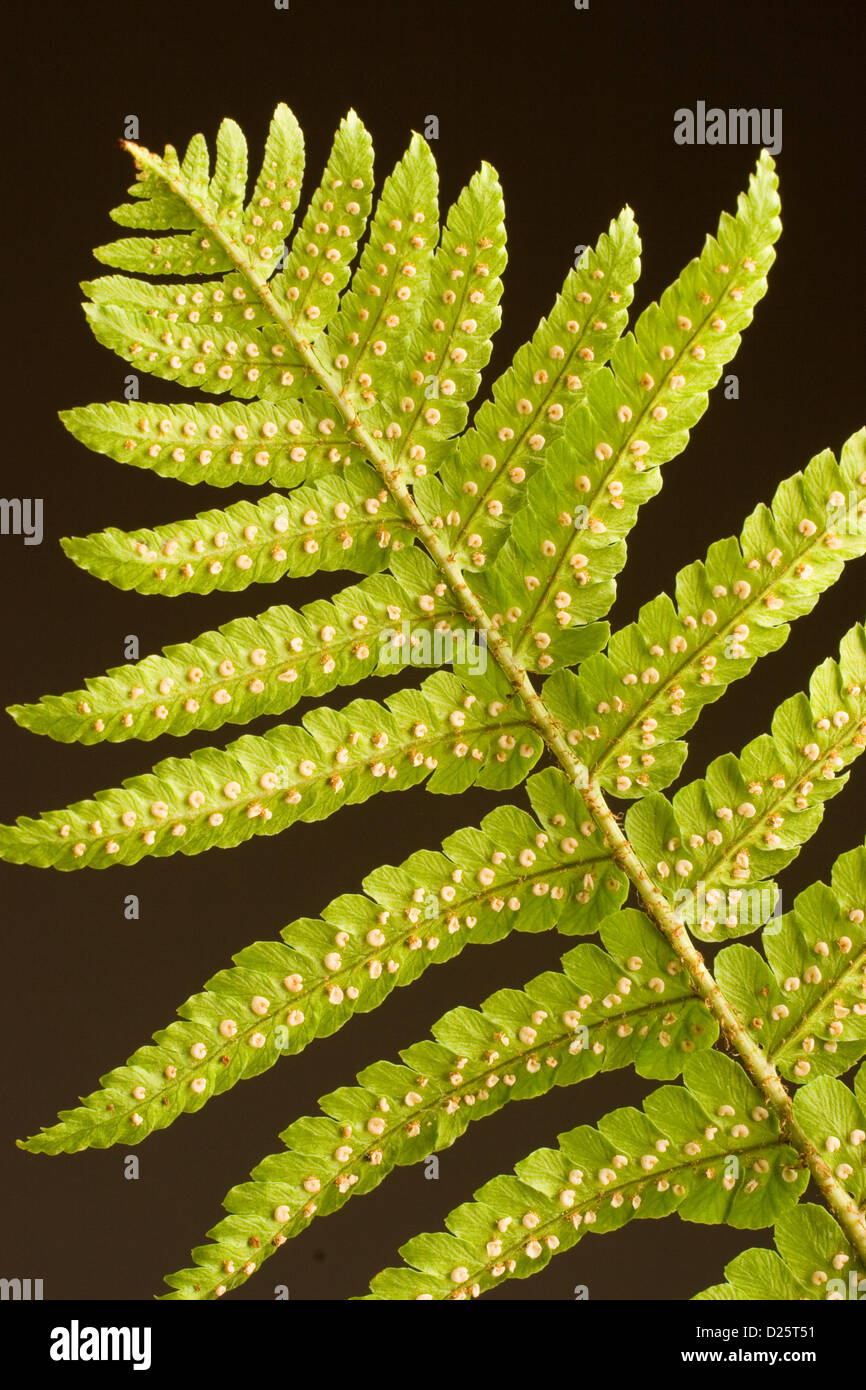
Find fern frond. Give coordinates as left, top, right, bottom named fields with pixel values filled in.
left=9, top=99, right=864, bottom=1304
left=8, top=555, right=464, bottom=744
left=0, top=671, right=541, bottom=869
left=695, top=1203, right=866, bottom=1300
left=625, top=621, right=866, bottom=940
left=418, top=208, right=642, bottom=565
left=545, top=429, right=866, bottom=793
left=59, top=396, right=366, bottom=489
left=715, top=837, right=866, bottom=1082
left=20, top=772, right=628, bottom=1156
left=475, top=153, right=781, bottom=673
left=59, top=466, right=412, bottom=596
left=159, top=908, right=715, bottom=1299
left=364, top=1051, right=806, bottom=1300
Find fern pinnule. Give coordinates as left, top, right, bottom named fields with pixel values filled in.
left=8, top=556, right=463, bottom=744
left=57, top=467, right=410, bottom=598
left=266, top=111, right=374, bottom=331
left=59, top=392, right=368, bottom=490
left=325, top=132, right=439, bottom=403
left=695, top=1201, right=866, bottom=1301
left=791, top=1074, right=866, bottom=1206
left=362, top=162, right=507, bottom=482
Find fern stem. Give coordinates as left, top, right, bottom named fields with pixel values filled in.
left=129, top=138, right=866, bottom=1265
left=360, top=453, right=866, bottom=1259
left=580, top=775, right=866, bottom=1262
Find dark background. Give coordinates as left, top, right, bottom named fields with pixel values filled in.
left=0, top=0, right=863, bottom=1303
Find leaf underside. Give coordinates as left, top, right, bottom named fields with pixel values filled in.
left=4, top=103, right=864, bottom=1305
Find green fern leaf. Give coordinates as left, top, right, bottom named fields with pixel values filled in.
left=0, top=671, right=541, bottom=869
left=715, top=838, right=866, bottom=1082
left=268, top=111, right=374, bottom=331
left=625, top=622, right=866, bottom=940
left=207, top=118, right=248, bottom=219
left=59, top=466, right=413, bottom=596
left=365, top=164, right=507, bottom=482
left=364, top=1051, right=806, bottom=1299
left=545, top=429, right=866, bottom=791
left=82, top=295, right=301, bottom=402
left=94, top=230, right=233, bottom=278
left=59, top=397, right=365, bottom=489
left=8, top=555, right=465, bottom=743
left=325, top=133, right=439, bottom=402
left=695, top=1203, right=866, bottom=1300
left=239, top=104, right=305, bottom=278
left=72, top=272, right=320, bottom=402
left=82, top=271, right=273, bottom=331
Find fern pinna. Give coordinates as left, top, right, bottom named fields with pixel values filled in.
left=3, top=103, right=865, bottom=1302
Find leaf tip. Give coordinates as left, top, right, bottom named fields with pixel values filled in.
left=6, top=703, right=31, bottom=729
left=59, top=535, right=86, bottom=566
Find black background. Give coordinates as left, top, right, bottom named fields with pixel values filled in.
left=0, top=0, right=863, bottom=1304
